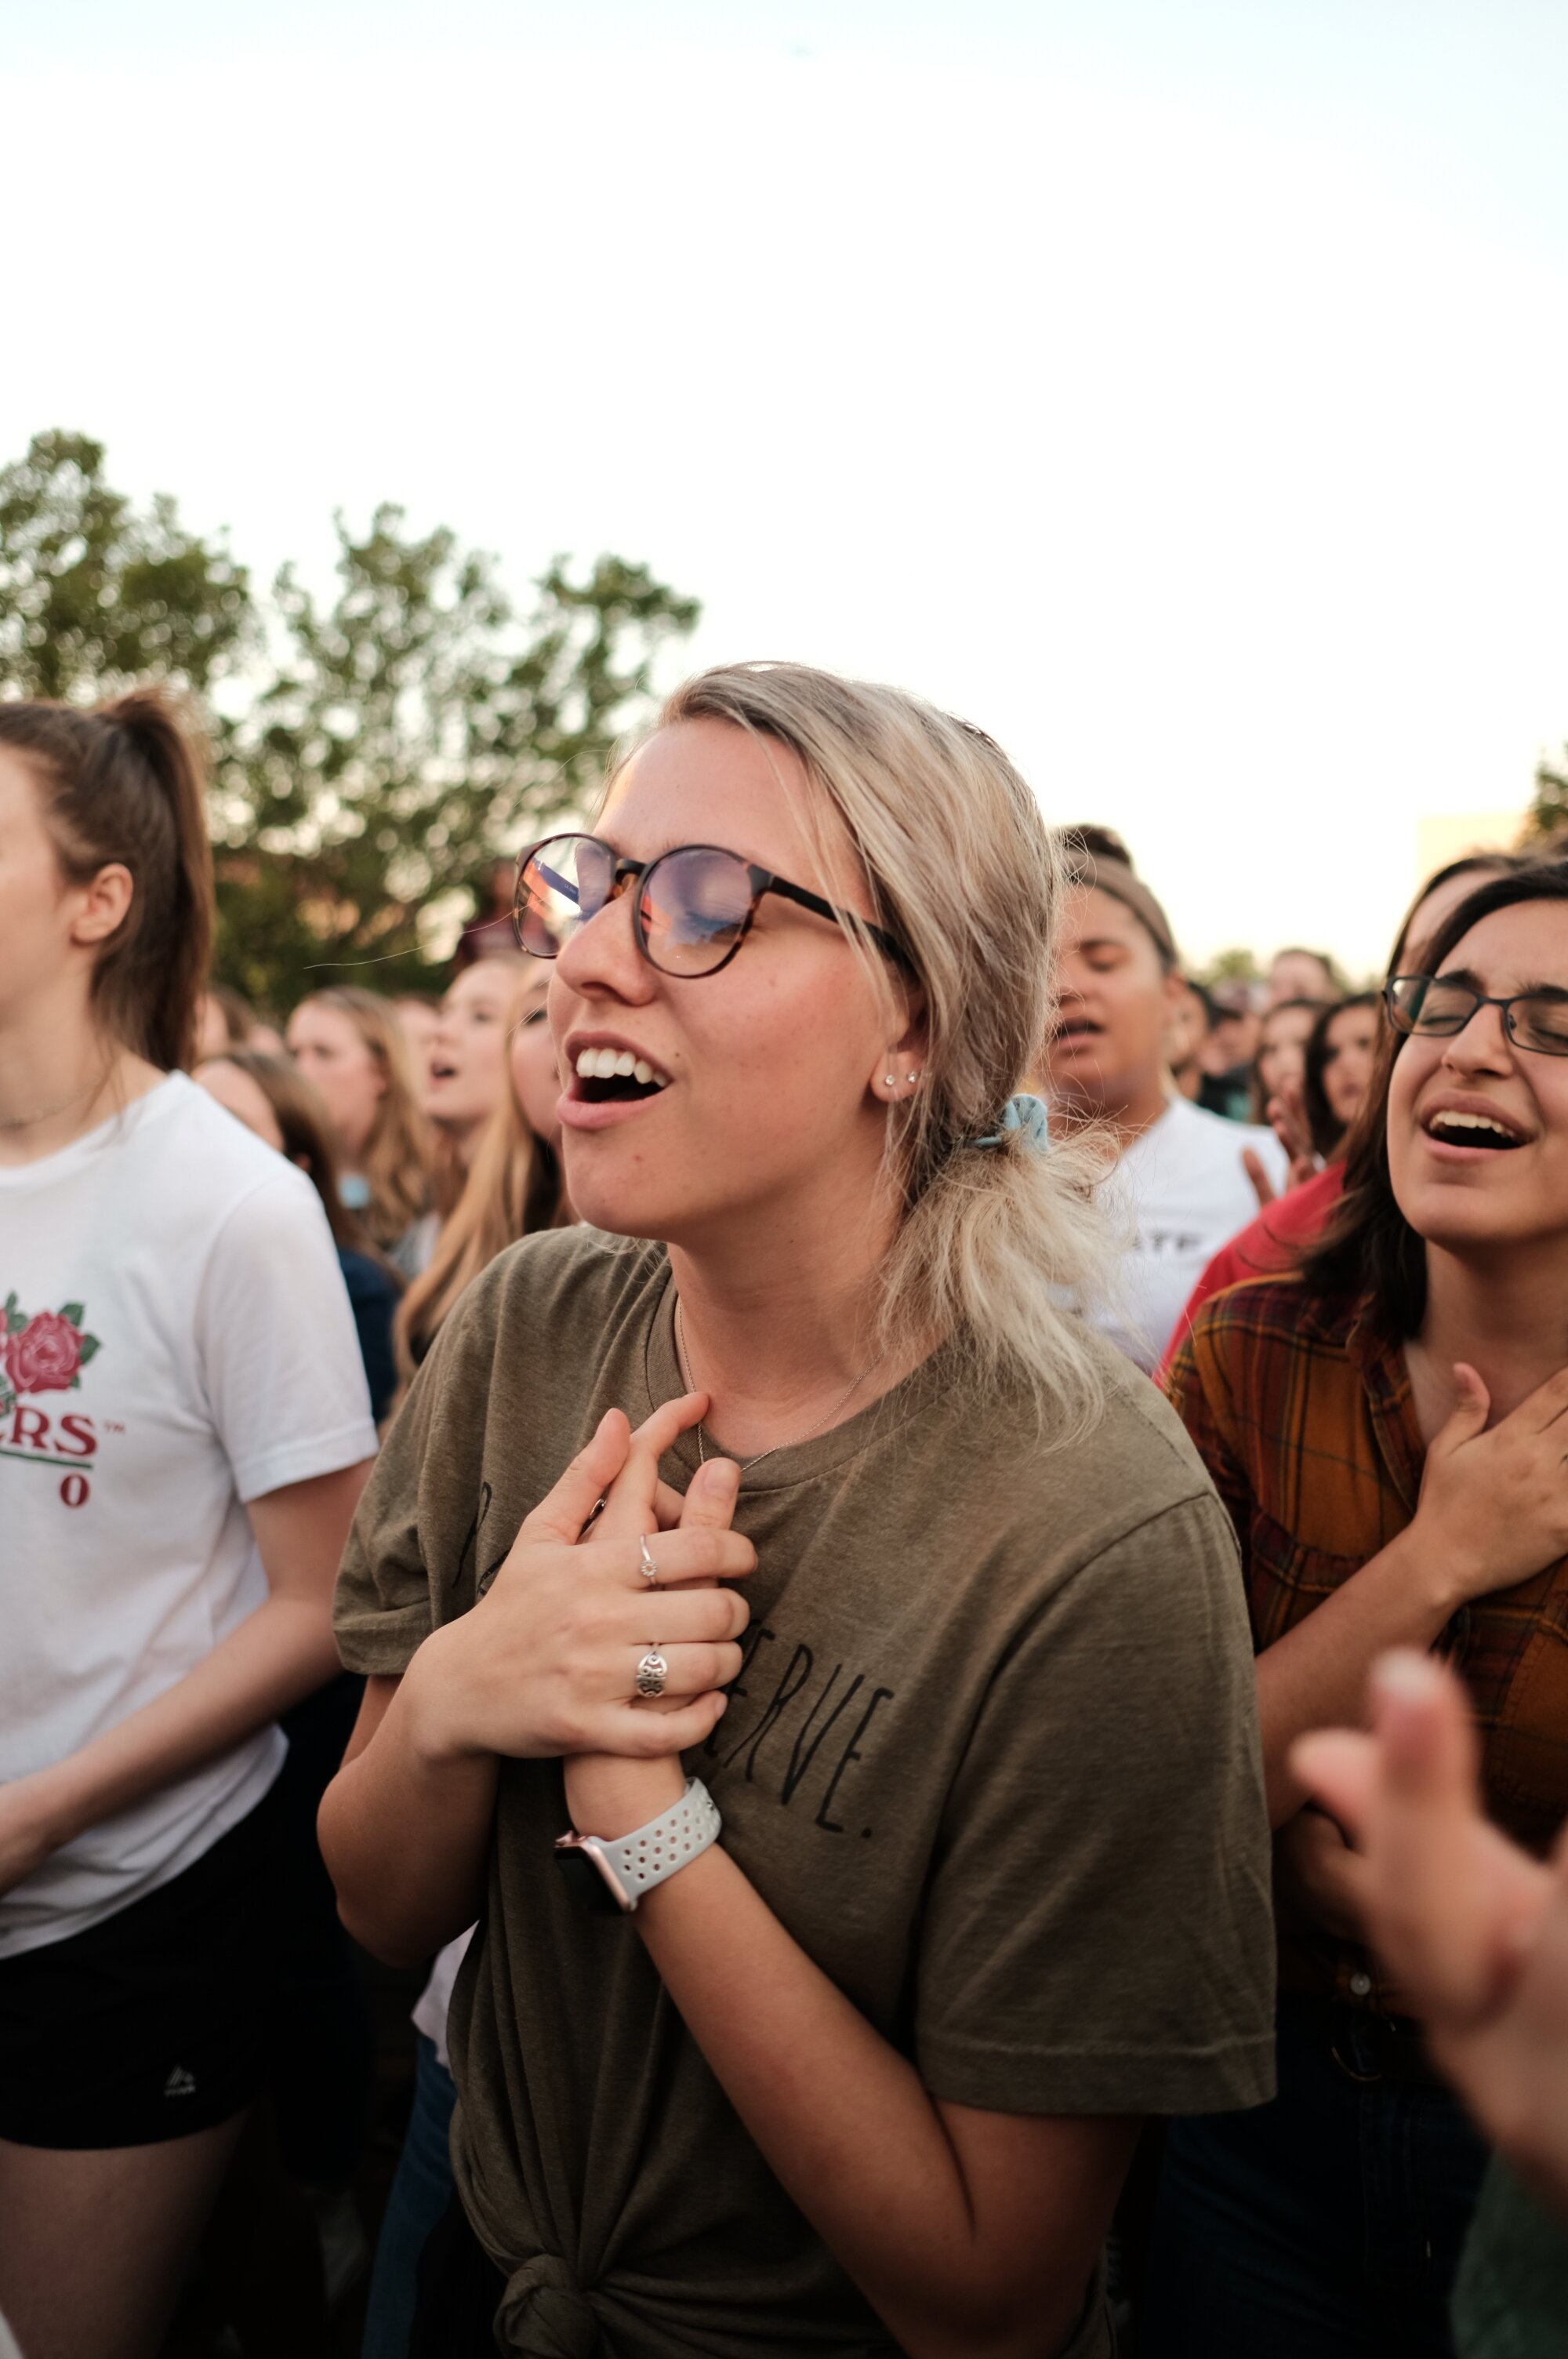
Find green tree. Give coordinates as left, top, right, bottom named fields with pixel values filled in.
left=0, top=431, right=701, bottom=1011
left=212, top=510, right=700, bottom=1006
left=0, top=430, right=253, bottom=701
left=1526, top=749, right=1568, bottom=845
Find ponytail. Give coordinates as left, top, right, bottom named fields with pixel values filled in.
left=0, top=687, right=215, bottom=1071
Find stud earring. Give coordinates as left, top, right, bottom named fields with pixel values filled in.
left=884, top=1074, right=896, bottom=1088
left=906, top=1071, right=919, bottom=1083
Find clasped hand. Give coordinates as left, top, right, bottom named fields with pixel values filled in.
left=406, top=1392, right=753, bottom=1782
left=1412, top=1362, right=1568, bottom=1604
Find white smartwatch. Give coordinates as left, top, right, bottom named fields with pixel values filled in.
left=554, top=1778, right=722, bottom=1914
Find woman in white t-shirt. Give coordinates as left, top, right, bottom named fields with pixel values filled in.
left=1044, top=827, right=1288, bottom=1368
left=0, top=690, right=379, bottom=2359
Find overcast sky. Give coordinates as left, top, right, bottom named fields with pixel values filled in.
left=5, top=0, right=1567, bottom=972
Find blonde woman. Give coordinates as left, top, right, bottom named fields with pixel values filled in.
left=285, top=986, right=432, bottom=1267
left=395, top=967, right=567, bottom=1377
left=321, top=664, right=1274, bottom=2359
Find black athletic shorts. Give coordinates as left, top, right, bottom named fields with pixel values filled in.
left=0, top=1780, right=283, bottom=2149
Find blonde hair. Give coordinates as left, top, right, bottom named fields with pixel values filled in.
left=294, top=986, right=433, bottom=1251
left=395, top=979, right=569, bottom=1374
left=645, top=663, right=1115, bottom=1440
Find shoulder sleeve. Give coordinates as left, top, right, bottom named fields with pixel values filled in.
left=1164, top=1305, right=1254, bottom=1553
left=913, top=1488, right=1276, bottom=2117
left=197, top=1173, right=377, bottom=1503
left=332, top=1273, right=497, bottom=1677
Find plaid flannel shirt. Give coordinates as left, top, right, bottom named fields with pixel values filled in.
left=1167, top=1273, right=1568, bottom=2012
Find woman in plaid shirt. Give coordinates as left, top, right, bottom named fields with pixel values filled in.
left=1145, top=862, right=1568, bottom=2358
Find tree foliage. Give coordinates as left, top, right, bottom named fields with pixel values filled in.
left=0, top=431, right=701, bottom=1009
left=1527, top=751, right=1568, bottom=845
left=0, top=431, right=254, bottom=702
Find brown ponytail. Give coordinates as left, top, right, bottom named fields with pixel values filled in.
left=0, top=687, right=215, bottom=1071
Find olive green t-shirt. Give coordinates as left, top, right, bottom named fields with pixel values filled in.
left=336, top=1229, right=1275, bottom=2359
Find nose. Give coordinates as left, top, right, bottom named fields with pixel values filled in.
left=555, top=878, right=655, bottom=1005
left=1442, top=1001, right=1515, bottom=1074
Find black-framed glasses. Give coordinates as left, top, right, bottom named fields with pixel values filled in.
left=513, top=831, right=907, bottom=980
left=1385, top=973, right=1568, bottom=1057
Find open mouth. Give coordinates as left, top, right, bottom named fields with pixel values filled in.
left=1053, top=1021, right=1102, bottom=1048
left=572, top=1045, right=671, bottom=1106
left=1423, top=1110, right=1527, bottom=1151
left=429, top=1060, right=457, bottom=1083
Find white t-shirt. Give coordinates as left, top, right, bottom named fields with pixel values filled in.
left=1091, top=1094, right=1290, bottom=1372
left=0, top=1074, right=378, bottom=1958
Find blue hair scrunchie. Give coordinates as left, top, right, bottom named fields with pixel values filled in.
left=970, top=1092, right=1051, bottom=1151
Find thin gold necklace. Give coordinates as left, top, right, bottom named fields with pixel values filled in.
left=674, top=1296, right=884, bottom=1474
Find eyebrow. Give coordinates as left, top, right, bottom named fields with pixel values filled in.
left=1436, top=965, right=1568, bottom=999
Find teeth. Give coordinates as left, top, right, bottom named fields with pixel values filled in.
left=573, top=1046, right=670, bottom=1088
left=1432, top=1111, right=1517, bottom=1140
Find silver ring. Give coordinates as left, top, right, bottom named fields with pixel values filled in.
left=635, top=1649, right=669, bottom=1698
left=638, top=1535, right=660, bottom=1589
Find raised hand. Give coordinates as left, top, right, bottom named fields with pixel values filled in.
left=1411, top=1363, right=1568, bottom=1604
left=1293, top=1652, right=1568, bottom=2215
left=404, top=1395, right=755, bottom=1768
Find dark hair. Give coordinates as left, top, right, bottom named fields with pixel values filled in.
left=0, top=688, right=213, bottom=1071
left=1302, top=992, right=1380, bottom=1160
left=1385, top=853, right=1519, bottom=978
left=205, top=1047, right=398, bottom=1274
left=1303, top=863, right=1568, bottom=1332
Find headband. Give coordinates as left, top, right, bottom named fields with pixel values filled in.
left=1064, top=848, right=1179, bottom=969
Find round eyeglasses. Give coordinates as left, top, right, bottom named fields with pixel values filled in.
left=1385, top=973, right=1568, bottom=1057
left=513, top=832, right=906, bottom=980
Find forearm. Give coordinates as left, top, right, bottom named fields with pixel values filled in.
left=23, top=1593, right=340, bottom=1855
left=1259, top=1525, right=1460, bottom=1824
left=633, top=1834, right=1114, bottom=2357
left=318, top=1642, right=498, bottom=1966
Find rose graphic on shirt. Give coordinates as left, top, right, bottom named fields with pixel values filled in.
left=1, top=1293, right=102, bottom=1415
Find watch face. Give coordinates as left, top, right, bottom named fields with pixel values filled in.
left=553, top=1843, right=629, bottom=1914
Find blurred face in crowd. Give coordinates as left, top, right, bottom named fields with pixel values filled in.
left=285, top=1000, right=385, bottom=1163
left=1268, top=949, right=1336, bottom=1007
left=507, top=969, right=560, bottom=1144
left=394, top=996, right=441, bottom=1078
left=1319, top=1002, right=1381, bottom=1129
left=543, top=718, right=902, bottom=1248
left=1046, top=885, right=1185, bottom=1126
left=194, top=1058, right=285, bottom=1153
left=1388, top=900, right=1568, bottom=1258
left=1205, top=1002, right=1261, bottom=1075
left=1164, top=982, right=1210, bottom=1099
left=1256, top=1000, right=1320, bottom=1104
left=194, top=993, right=234, bottom=1064
left=426, top=960, right=525, bottom=1159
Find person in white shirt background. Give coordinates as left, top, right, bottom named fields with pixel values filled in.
left=1045, top=827, right=1288, bottom=1370
left=0, top=689, right=378, bottom=2359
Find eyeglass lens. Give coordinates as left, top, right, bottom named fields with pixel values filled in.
left=1392, top=976, right=1568, bottom=1055
left=515, top=836, right=758, bottom=976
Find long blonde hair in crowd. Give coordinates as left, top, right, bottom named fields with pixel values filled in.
left=642, top=663, right=1114, bottom=1440
left=395, top=977, right=569, bottom=1373
left=293, top=986, right=433, bottom=1250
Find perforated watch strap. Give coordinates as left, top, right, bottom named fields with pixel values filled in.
left=596, top=1778, right=722, bottom=1907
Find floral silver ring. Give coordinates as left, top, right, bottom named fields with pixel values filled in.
left=635, top=1649, right=669, bottom=1699
left=638, top=1535, right=660, bottom=1589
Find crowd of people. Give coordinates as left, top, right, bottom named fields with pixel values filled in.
left=1, top=669, right=1566, bottom=2359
